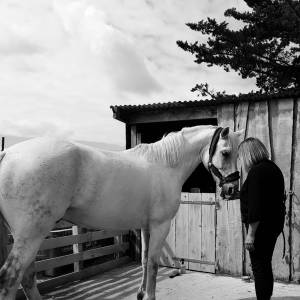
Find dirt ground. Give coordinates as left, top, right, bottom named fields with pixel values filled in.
left=44, top=263, right=300, bottom=300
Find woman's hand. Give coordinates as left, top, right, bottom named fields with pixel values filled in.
left=245, top=234, right=255, bottom=252
left=245, top=221, right=259, bottom=252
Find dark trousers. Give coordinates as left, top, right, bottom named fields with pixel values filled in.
left=249, top=226, right=281, bottom=300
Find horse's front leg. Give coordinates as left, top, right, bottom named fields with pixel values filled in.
left=21, top=261, right=42, bottom=300
left=137, top=228, right=150, bottom=300
left=145, top=220, right=171, bottom=300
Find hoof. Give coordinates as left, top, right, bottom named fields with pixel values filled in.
left=137, top=289, right=144, bottom=300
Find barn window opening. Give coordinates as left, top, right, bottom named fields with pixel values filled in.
left=138, top=118, right=217, bottom=193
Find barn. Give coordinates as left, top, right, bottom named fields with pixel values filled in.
left=110, top=89, right=300, bottom=282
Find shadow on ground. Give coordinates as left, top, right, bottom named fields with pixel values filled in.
left=240, top=297, right=300, bottom=300
left=44, top=263, right=170, bottom=300
left=43, top=263, right=300, bottom=300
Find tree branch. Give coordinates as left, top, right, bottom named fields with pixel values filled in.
left=215, top=33, right=291, bottom=67
left=286, top=0, right=300, bottom=20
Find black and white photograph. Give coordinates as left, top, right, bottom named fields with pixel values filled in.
left=0, top=0, right=300, bottom=299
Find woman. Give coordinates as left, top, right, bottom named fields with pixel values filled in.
left=238, top=137, right=285, bottom=300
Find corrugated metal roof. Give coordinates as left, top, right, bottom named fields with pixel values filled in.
left=110, top=89, right=300, bottom=114
left=111, top=99, right=209, bottom=113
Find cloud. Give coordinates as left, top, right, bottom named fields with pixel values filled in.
left=0, top=27, right=43, bottom=56
left=53, top=0, right=162, bottom=95
left=0, top=0, right=162, bottom=97
left=0, top=0, right=256, bottom=146
left=0, top=119, right=74, bottom=139
left=0, top=0, right=67, bottom=56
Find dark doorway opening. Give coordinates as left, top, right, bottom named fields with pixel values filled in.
left=138, top=118, right=217, bottom=193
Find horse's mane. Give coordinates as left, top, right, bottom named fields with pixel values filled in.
left=128, top=131, right=185, bottom=167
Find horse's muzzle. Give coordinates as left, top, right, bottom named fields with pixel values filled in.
left=221, top=184, right=240, bottom=200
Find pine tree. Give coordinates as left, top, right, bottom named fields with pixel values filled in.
left=177, top=0, right=300, bottom=96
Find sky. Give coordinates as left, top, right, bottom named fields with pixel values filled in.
left=0, top=0, right=257, bottom=146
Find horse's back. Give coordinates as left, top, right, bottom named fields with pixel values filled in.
left=0, top=136, right=80, bottom=182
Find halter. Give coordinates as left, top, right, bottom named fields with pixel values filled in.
left=208, top=127, right=240, bottom=187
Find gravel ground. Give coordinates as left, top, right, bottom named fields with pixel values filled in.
left=44, top=263, right=300, bottom=300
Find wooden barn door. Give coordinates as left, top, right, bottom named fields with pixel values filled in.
left=160, top=193, right=216, bottom=273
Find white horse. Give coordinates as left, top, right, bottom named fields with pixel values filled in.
left=0, top=125, right=243, bottom=300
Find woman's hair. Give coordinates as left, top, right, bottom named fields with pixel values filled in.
left=238, top=137, right=270, bottom=172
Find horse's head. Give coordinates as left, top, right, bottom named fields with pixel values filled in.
left=204, top=127, right=244, bottom=200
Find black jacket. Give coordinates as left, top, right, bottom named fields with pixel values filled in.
left=240, top=159, right=285, bottom=232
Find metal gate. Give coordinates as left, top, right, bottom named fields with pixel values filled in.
left=160, top=193, right=216, bottom=273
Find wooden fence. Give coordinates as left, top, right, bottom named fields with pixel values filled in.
left=9, top=226, right=130, bottom=298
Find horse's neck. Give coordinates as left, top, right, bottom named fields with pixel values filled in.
left=126, top=126, right=215, bottom=186
left=175, top=126, right=215, bottom=185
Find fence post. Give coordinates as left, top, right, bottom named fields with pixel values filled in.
left=72, top=226, right=83, bottom=272
left=0, top=137, right=8, bottom=268
left=114, top=234, right=123, bottom=259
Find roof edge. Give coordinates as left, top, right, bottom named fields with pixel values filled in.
left=110, top=88, right=300, bottom=119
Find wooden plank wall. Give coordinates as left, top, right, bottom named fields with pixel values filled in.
left=269, top=98, right=293, bottom=280
left=292, top=97, right=300, bottom=282
left=234, top=102, right=249, bottom=276
left=217, top=97, right=299, bottom=281
left=216, top=104, right=243, bottom=276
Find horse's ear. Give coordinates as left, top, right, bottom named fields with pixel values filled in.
left=220, top=127, right=229, bottom=139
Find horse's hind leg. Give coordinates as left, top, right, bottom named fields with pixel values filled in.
left=145, top=220, right=171, bottom=300
left=21, top=261, right=41, bottom=300
left=0, top=236, right=44, bottom=300
left=0, top=200, right=68, bottom=299
left=137, top=228, right=150, bottom=300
